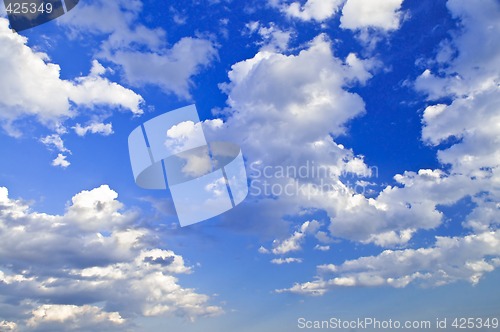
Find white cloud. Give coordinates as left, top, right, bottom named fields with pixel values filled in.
left=278, top=230, right=500, bottom=295
left=67, top=61, right=144, bottom=115
left=314, top=245, right=330, bottom=251
left=40, top=134, right=70, bottom=153
left=213, top=34, right=427, bottom=245
left=60, top=0, right=164, bottom=51
left=415, top=0, right=500, bottom=183
left=320, top=169, right=484, bottom=246
left=218, top=34, right=374, bottom=154
left=0, top=19, right=144, bottom=136
left=63, top=184, right=135, bottom=231
left=109, top=38, right=217, bottom=99
left=315, top=231, right=335, bottom=244
left=27, top=305, right=125, bottom=330
left=164, top=120, right=207, bottom=154
left=271, top=257, right=303, bottom=264
left=416, top=0, right=500, bottom=100
left=277, top=0, right=500, bottom=295
left=0, top=321, right=17, bottom=331
left=244, top=21, right=260, bottom=34
left=74, top=122, right=114, bottom=136
left=250, top=22, right=292, bottom=52
left=258, top=246, right=270, bottom=254
left=272, top=230, right=305, bottom=255
left=60, top=0, right=217, bottom=99
left=52, top=153, right=71, bottom=168
left=214, top=31, right=490, bottom=252
left=180, top=151, right=214, bottom=178
left=276, top=280, right=330, bottom=296
left=266, top=220, right=321, bottom=255
left=0, top=185, right=222, bottom=328
left=340, top=0, right=405, bottom=31
left=277, top=0, right=344, bottom=22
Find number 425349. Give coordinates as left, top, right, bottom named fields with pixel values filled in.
left=452, top=317, right=499, bottom=329
left=5, top=2, right=54, bottom=15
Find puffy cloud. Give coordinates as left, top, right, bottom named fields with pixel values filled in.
left=340, top=0, right=405, bottom=31
left=213, top=29, right=490, bottom=263
left=109, top=37, right=217, bottom=99
left=415, top=0, right=500, bottom=180
left=277, top=0, right=500, bottom=295
left=27, top=305, right=125, bottom=331
left=314, top=245, right=330, bottom=251
left=60, top=0, right=217, bottom=99
left=270, top=0, right=406, bottom=36
left=164, top=120, right=207, bottom=154
left=218, top=34, right=375, bottom=159
left=315, top=231, right=335, bottom=244
left=416, top=0, right=500, bottom=100
left=278, top=0, right=344, bottom=22
left=421, top=89, right=500, bottom=176
left=52, top=153, right=71, bottom=168
left=60, top=0, right=164, bottom=51
left=73, top=122, right=114, bottom=136
left=278, top=230, right=500, bottom=295
left=245, top=22, right=292, bottom=52
left=258, top=246, right=270, bottom=254
left=0, top=19, right=144, bottom=136
left=256, top=220, right=322, bottom=257
left=63, top=184, right=134, bottom=231
left=0, top=321, right=17, bottom=331
left=0, top=185, right=222, bottom=329
left=217, top=37, right=464, bottom=243
left=214, top=34, right=430, bottom=246
left=272, top=230, right=305, bottom=255
left=317, top=169, right=486, bottom=246
left=40, top=134, right=70, bottom=153
left=66, top=61, right=144, bottom=115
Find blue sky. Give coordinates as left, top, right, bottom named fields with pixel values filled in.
left=0, top=0, right=499, bottom=331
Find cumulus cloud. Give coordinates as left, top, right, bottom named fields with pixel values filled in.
left=215, top=33, right=462, bottom=247
left=314, top=245, right=330, bottom=251
left=276, top=0, right=500, bottom=295
left=40, top=134, right=71, bottom=153
left=59, top=0, right=164, bottom=51
left=270, top=0, right=405, bottom=35
left=415, top=0, right=500, bottom=185
left=267, top=220, right=321, bottom=255
left=164, top=120, right=207, bottom=154
left=416, top=0, right=500, bottom=101
left=245, top=22, right=292, bottom=52
left=258, top=246, right=270, bottom=254
left=74, top=122, right=114, bottom=136
left=0, top=20, right=144, bottom=136
left=52, top=153, right=71, bottom=168
left=272, top=231, right=304, bottom=255
left=340, top=0, right=405, bottom=31
left=218, top=34, right=375, bottom=155
left=0, top=185, right=222, bottom=329
left=109, top=38, right=217, bottom=99
left=278, top=230, right=500, bottom=295
left=60, top=0, right=217, bottom=99
left=27, top=305, right=125, bottom=331
left=277, top=0, right=344, bottom=22
left=0, top=321, right=17, bottom=331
